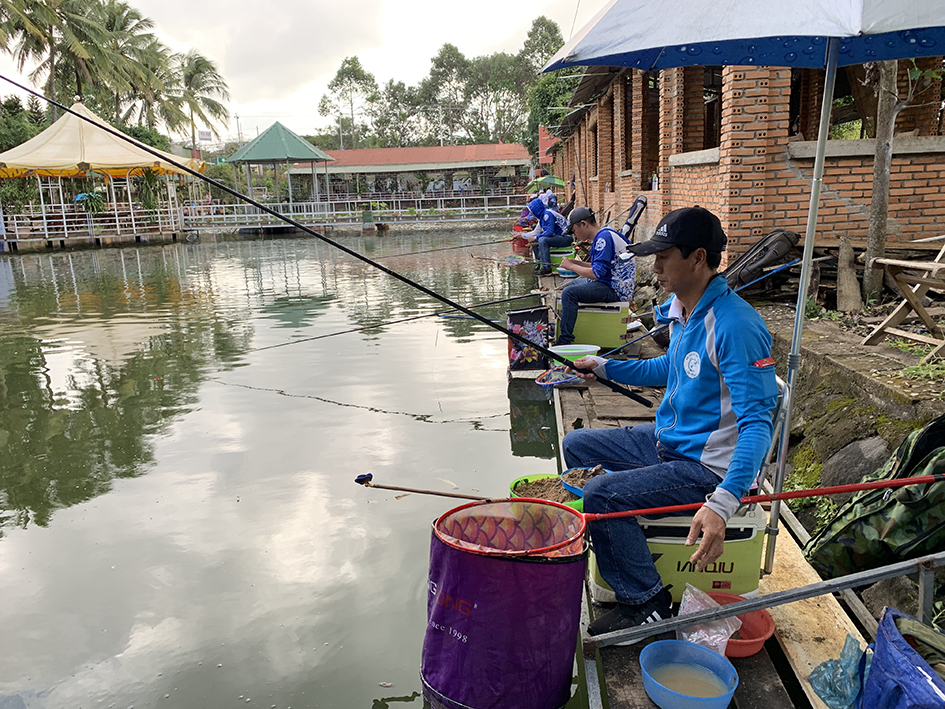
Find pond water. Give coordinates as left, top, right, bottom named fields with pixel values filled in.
left=0, top=229, right=566, bottom=709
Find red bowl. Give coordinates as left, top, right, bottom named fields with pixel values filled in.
left=707, top=592, right=776, bottom=658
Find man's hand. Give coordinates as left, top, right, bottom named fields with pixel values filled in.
left=685, top=506, right=726, bottom=571
left=560, top=257, right=574, bottom=269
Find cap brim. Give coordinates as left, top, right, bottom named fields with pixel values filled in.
left=626, top=237, right=675, bottom=256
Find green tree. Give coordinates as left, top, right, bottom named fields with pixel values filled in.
left=0, top=94, right=42, bottom=150
left=175, top=49, right=230, bottom=154
left=12, top=0, right=107, bottom=118
left=523, top=71, right=578, bottom=157
left=98, top=0, right=157, bottom=123
left=520, top=16, right=565, bottom=72
left=366, top=80, right=421, bottom=148
left=321, top=56, right=377, bottom=149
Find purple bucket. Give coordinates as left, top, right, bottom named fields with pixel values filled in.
left=420, top=499, right=587, bottom=709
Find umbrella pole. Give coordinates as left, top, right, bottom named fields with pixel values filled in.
left=765, top=37, right=840, bottom=574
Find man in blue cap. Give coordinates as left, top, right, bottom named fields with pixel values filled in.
left=565, top=206, right=779, bottom=635
left=555, top=206, right=636, bottom=346
left=521, top=196, right=570, bottom=275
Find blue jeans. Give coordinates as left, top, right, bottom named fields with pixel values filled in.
left=557, top=278, right=619, bottom=345
left=562, top=423, right=720, bottom=604
left=531, top=235, right=572, bottom=267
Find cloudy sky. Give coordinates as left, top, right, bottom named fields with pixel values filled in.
left=0, top=0, right=600, bottom=145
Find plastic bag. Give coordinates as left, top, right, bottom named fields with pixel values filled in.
left=676, top=584, right=742, bottom=656
left=809, top=633, right=868, bottom=709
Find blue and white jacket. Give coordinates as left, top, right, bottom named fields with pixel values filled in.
left=525, top=198, right=567, bottom=239
left=588, top=227, right=635, bottom=301
left=601, top=275, right=778, bottom=521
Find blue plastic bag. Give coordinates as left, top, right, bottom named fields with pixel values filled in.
left=810, top=633, right=867, bottom=709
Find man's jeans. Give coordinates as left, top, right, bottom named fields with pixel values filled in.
left=531, top=234, right=572, bottom=267
left=562, top=423, right=720, bottom=604
left=556, top=278, right=619, bottom=345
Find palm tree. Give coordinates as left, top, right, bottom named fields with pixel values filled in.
left=99, top=0, right=156, bottom=124
left=122, top=37, right=186, bottom=133
left=12, top=0, right=109, bottom=119
left=175, top=49, right=230, bottom=156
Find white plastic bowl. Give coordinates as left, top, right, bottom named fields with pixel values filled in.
left=549, top=344, right=601, bottom=362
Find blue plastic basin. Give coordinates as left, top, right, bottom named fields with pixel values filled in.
left=639, top=640, right=738, bottom=709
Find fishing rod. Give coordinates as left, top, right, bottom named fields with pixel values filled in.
left=599, top=257, right=804, bottom=358
left=354, top=473, right=945, bottom=519
left=4, top=78, right=651, bottom=408
left=252, top=291, right=538, bottom=352
left=354, top=473, right=492, bottom=501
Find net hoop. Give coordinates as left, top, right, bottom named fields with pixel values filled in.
left=535, top=366, right=579, bottom=387
left=433, top=498, right=586, bottom=559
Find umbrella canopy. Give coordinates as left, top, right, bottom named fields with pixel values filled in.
left=0, top=102, right=204, bottom=178
left=526, top=174, right=565, bottom=192
left=542, top=0, right=945, bottom=574
left=545, top=0, right=945, bottom=72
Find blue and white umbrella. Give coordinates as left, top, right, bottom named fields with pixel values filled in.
left=544, top=0, right=945, bottom=570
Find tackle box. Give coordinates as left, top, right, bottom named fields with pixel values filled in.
left=560, top=300, right=633, bottom=350
left=588, top=504, right=767, bottom=604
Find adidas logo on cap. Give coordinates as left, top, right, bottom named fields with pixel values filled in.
left=655, top=224, right=668, bottom=237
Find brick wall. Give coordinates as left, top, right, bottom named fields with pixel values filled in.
left=551, top=59, right=945, bottom=253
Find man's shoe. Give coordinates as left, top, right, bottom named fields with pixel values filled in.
left=534, top=266, right=552, bottom=276
left=586, top=586, right=673, bottom=638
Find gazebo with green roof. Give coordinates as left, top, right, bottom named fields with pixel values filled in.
left=227, top=121, right=333, bottom=205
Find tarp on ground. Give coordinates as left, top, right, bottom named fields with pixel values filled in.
left=0, top=102, right=204, bottom=178
left=227, top=122, right=333, bottom=164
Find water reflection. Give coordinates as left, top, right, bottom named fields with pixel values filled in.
left=0, top=230, right=557, bottom=708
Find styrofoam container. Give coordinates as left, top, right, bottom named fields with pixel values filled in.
left=549, top=344, right=600, bottom=362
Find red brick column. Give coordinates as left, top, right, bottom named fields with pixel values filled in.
left=719, top=66, right=792, bottom=253
left=598, top=93, right=615, bottom=214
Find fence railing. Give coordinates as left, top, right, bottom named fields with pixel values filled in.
left=1, top=191, right=533, bottom=241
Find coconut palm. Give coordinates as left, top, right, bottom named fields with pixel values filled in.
left=11, top=0, right=109, bottom=118
left=175, top=49, right=230, bottom=154
left=121, top=37, right=186, bottom=132
left=99, top=0, right=157, bottom=123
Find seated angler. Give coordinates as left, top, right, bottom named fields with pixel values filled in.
left=555, top=207, right=636, bottom=346
left=522, top=196, right=571, bottom=276
left=563, top=207, right=779, bottom=635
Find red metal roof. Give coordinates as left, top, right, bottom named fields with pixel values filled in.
left=296, top=143, right=530, bottom=169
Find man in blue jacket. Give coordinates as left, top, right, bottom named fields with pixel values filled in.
left=555, top=207, right=636, bottom=345
left=521, top=196, right=570, bottom=275
left=564, top=206, right=779, bottom=636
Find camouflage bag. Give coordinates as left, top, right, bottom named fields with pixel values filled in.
left=804, top=413, right=945, bottom=579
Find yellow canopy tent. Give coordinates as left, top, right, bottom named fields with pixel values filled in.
left=0, top=102, right=204, bottom=178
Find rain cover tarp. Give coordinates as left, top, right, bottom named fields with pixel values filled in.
left=421, top=500, right=586, bottom=709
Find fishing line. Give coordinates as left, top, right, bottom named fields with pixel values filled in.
left=4, top=78, right=651, bottom=408
left=210, top=377, right=508, bottom=425
left=251, top=292, right=537, bottom=352
left=371, top=237, right=512, bottom=260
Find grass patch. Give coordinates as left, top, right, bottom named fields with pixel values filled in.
left=900, top=360, right=945, bottom=381
left=889, top=339, right=935, bottom=357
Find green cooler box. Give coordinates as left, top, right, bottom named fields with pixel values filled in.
left=565, top=301, right=632, bottom=350
left=550, top=248, right=575, bottom=268
left=588, top=505, right=767, bottom=604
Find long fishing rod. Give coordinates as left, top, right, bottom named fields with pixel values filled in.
left=252, top=292, right=538, bottom=352
left=354, top=473, right=945, bottom=518
left=7, top=78, right=651, bottom=408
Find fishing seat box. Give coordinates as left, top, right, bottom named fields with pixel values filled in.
left=556, top=299, right=632, bottom=350
left=588, top=505, right=767, bottom=604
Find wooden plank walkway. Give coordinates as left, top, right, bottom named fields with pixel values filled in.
left=553, top=379, right=862, bottom=708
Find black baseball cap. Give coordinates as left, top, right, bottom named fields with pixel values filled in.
left=566, top=206, right=595, bottom=234
left=627, top=206, right=726, bottom=256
